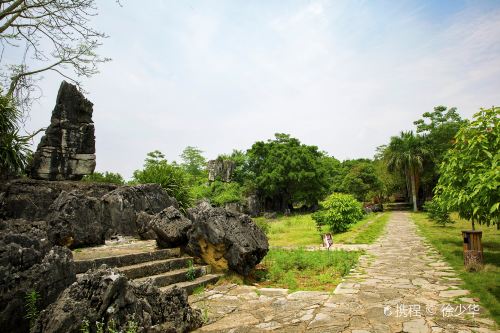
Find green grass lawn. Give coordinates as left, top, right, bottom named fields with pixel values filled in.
left=332, top=212, right=390, bottom=244
left=256, top=248, right=361, bottom=291
left=412, top=212, right=500, bottom=324
left=255, top=212, right=389, bottom=247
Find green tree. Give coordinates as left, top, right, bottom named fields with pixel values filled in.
left=82, top=171, right=125, bottom=185
left=247, top=133, right=332, bottom=211
left=332, top=159, right=382, bottom=202
left=384, top=131, right=428, bottom=211
left=414, top=106, right=465, bottom=198
left=133, top=150, right=192, bottom=210
left=434, top=107, right=499, bottom=229
left=180, top=146, right=207, bottom=179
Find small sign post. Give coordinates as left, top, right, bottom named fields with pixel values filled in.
left=323, top=233, right=333, bottom=250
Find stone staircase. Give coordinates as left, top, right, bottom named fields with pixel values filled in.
left=383, top=202, right=412, bottom=211
left=74, top=247, right=221, bottom=295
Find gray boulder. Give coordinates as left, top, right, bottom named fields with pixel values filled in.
left=185, top=202, right=268, bottom=276
left=102, top=184, right=178, bottom=237
left=33, top=267, right=202, bottom=333
left=47, top=190, right=107, bottom=248
left=151, top=207, right=193, bottom=248
left=30, top=81, right=96, bottom=180
left=0, top=222, right=75, bottom=333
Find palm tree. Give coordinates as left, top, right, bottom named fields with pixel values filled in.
left=384, top=131, right=428, bottom=212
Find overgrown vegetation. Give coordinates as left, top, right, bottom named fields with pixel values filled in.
left=258, top=248, right=361, bottom=291
left=82, top=171, right=125, bottom=185
left=412, top=213, right=500, bottom=324
left=132, top=150, right=192, bottom=210
left=312, top=193, right=364, bottom=233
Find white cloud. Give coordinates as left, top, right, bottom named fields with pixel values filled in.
left=18, top=0, right=500, bottom=178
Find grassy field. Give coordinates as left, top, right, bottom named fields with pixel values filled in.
left=255, top=212, right=389, bottom=247
left=412, top=213, right=500, bottom=324
left=256, top=248, right=361, bottom=291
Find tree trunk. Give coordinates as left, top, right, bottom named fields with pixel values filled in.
left=410, top=170, right=418, bottom=212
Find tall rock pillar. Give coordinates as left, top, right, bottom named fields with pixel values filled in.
left=30, top=81, right=96, bottom=180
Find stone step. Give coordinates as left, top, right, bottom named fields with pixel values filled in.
left=118, top=257, right=194, bottom=280
left=134, top=265, right=210, bottom=288
left=74, top=248, right=180, bottom=274
left=160, top=274, right=222, bottom=295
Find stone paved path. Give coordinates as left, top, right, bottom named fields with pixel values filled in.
left=189, top=212, right=498, bottom=332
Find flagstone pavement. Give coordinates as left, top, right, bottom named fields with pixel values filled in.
left=189, top=212, right=498, bottom=333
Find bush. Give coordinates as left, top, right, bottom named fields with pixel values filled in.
left=312, top=193, right=363, bottom=233
left=133, top=151, right=192, bottom=210
left=423, top=197, right=453, bottom=226
left=82, top=171, right=125, bottom=185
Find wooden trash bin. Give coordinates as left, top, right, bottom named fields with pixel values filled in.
left=462, top=230, right=483, bottom=266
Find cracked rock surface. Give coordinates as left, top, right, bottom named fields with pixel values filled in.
left=189, top=212, right=497, bottom=332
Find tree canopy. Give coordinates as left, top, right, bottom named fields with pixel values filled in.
left=246, top=133, right=333, bottom=211
left=180, top=146, right=207, bottom=179
left=434, top=107, right=499, bottom=229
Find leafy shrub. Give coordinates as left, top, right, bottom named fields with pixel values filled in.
left=133, top=151, right=192, bottom=210
left=312, top=193, right=363, bottom=233
left=423, top=197, right=453, bottom=226
left=82, top=171, right=125, bottom=185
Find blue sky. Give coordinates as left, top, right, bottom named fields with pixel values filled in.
left=22, top=0, right=500, bottom=178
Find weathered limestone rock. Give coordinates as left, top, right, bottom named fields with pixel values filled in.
left=207, top=159, right=235, bottom=182
left=33, top=267, right=202, bottom=333
left=47, top=190, right=108, bottom=248
left=151, top=207, right=192, bottom=248
left=0, top=180, right=179, bottom=246
left=101, top=184, right=178, bottom=237
left=31, top=81, right=96, bottom=180
left=0, top=222, right=75, bottom=333
left=0, top=179, right=117, bottom=221
left=185, top=202, right=268, bottom=276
